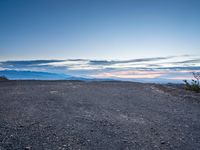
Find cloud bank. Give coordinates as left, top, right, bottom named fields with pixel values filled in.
left=0, top=55, right=200, bottom=83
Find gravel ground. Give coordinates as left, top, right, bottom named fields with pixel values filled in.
left=0, top=80, right=200, bottom=150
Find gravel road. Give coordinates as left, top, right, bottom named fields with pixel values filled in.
left=0, top=81, right=200, bottom=150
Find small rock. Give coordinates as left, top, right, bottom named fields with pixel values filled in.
left=122, top=139, right=128, bottom=143
left=161, top=141, right=165, bottom=144
left=24, top=146, right=31, bottom=150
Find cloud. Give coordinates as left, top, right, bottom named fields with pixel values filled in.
left=155, top=66, right=200, bottom=70
left=0, top=55, right=200, bottom=82
left=173, top=59, right=200, bottom=64
left=90, top=70, right=166, bottom=79
left=1, top=60, right=63, bottom=66
left=89, top=56, right=176, bottom=66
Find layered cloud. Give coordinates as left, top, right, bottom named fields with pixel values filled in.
left=0, top=55, right=200, bottom=83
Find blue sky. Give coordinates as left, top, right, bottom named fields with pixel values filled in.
left=1, top=0, right=200, bottom=60
left=0, top=0, right=200, bottom=82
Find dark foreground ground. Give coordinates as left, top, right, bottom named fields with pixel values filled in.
left=0, top=81, right=200, bottom=150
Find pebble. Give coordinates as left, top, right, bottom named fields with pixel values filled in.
left=161, top=141, right=165, bottom=144
left=24, top=146, right=31, bottom=150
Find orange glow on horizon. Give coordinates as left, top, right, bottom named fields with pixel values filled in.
left=91, top=70, right=166, bottom=79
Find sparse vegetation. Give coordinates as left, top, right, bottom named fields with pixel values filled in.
left=0, top=76, right=9, bottom=81
left=183, top=72, right=200, bottom=93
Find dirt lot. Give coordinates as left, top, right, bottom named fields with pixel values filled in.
left=0, top=80, right=200, bottom=150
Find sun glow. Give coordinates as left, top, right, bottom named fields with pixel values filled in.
left=91, top=70, right=165, bottom=79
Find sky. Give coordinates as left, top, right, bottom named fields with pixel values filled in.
left=0, top=0, right=200, bottom=82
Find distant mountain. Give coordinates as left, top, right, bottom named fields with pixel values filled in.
left=0, top=70, right=117, bottom=81
left=0, top=70, right=178, bottom=83
left=0, top=70, right=76, bottom=80
left=110, top=77, right=184, bottom=84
